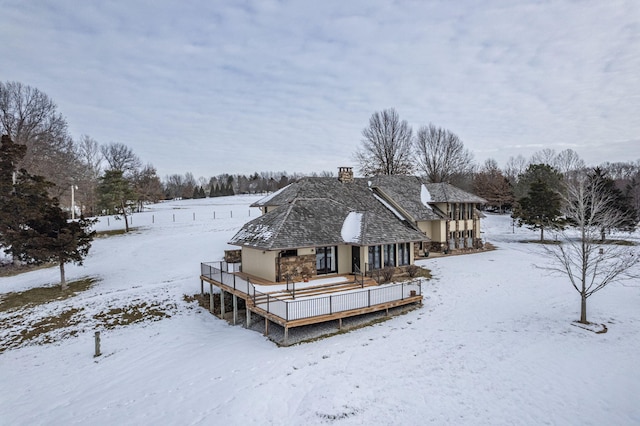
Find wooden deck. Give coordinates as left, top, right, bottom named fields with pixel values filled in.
left=200, top=262, right=423, bottom=344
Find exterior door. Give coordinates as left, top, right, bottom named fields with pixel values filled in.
left=352, top=246, right=361, bottom=273
left=316, top=246, right=337, bottom=275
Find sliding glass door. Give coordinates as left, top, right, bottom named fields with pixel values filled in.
left=316, top=246, right=337, bottom=275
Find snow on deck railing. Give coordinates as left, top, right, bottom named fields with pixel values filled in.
left=200, top=261, right=422, bottom=323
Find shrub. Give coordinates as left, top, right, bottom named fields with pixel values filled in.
left=381, top=266, right=395, bottom=283
left=407, top=264, right=419, bottom=278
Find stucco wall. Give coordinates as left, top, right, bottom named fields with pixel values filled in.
left=241, top=247, right=278, bottom=282
left=337, top=244, right=352, bottom=275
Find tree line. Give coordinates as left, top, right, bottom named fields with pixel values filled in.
left=354, top=108, right=640, bottom=217
left=0, top=81, right=327, bottom=226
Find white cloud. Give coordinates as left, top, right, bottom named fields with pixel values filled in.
left=1, top=0, right=638, bottom=177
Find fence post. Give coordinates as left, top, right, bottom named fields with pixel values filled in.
left=172, top=213, right=175, bottom=222
left=209, top=283, right=214, bottom=313
left=230, top=211, right=233, bottom=218
left=152, top=214, right=154, bottom=223
left=94, top=331, right=101, bottom=357
left=193, top=212, right=196, bottom=221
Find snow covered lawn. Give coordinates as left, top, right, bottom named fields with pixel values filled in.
left=1, top=196, right=639, bottom=425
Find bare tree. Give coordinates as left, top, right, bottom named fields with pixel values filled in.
left=0, top=81, right=76, bottom=195
left=76, top=135, right=102, bottom=177
left=354, top=108, right=414, bottom=176
left=504, top=154, right=529, bottom=186
left=555, top=149, right=585, bottom=175
left=530, top=148, right=557, bottom=167
left=541, top=174, right=640, bottom=324
left=473, top=158, right=513, bottom=212
left=101, top=142, right=141, bottom=175
left=132, top=164, right=163, bottom=211
left=74, top=135, right=103, bottom=216
left=415, top=123, right=474, bottom=184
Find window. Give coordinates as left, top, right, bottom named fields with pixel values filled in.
left=280, top=249, right=297, bottom=258
left=316, top=246, right=337, bottom=274
left=398, top=243, right=410, bottom=266
left=384, top=244, right=396, bottom=267
left=368, top=245, right=381, bottom=270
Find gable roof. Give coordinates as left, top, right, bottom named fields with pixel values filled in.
left=369, top=176, right=441, bottom=221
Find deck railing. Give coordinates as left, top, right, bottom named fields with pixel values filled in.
left=201, top=261, right=422, bottom=323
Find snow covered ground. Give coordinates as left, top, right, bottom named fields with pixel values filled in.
left=1, top=195, right=639, bottom=425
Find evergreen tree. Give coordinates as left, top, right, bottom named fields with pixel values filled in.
left=513, top=179, right=564, bottom=241
left=98, top=169, right=135, bottom=232
left=192, top=185, right=200, bottom=199
left=214, top=183, right=221, bottom=197
left=208, top=184, right=215, bottom=198
left=0, top=135, right=28, bottom=261
left=199, top=186, right=206, bottom=198
left=514, top=163, right=563, bottom=200
left=588, top=168, right=638, bottom=239
left=1, top=135, right=96, bottom=288
left=14, top=193, right=96, bottom=289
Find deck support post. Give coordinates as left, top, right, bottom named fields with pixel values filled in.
left=284, top=326, right=288, bottom=345
left=264, top=317, right=269, bottom=336
left=338, top=318, right=342, bottom=330
left=232, top=294, right=238, bottom=325
left=209, top=283, right=214, bottom=313
left=200, top=279, right=204, bottom=296
left=220, top=291, right=225, bottom=320
left=386, top=307, right=389, bottom=316
left=246, top=309, right=252, bottom=328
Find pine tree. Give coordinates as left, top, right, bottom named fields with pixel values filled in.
left=588, top=168, right=638, bottom=239
left=513, top=179, right=564, bottom=241
left=1, top=135, right=96, bottom=287
left=98, top=169, right=135, bottom=232
left=0, top=135, right=28, bottom=261
left=226, top=182, right=235, bottom=196
left=192, top=185, right=200, bottom=199
left=199, top=186, right=206, bottom=198
left=14, top=194, right=96, bottom=289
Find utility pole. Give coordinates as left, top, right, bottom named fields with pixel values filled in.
left=71, top=185, right=78, bottom=220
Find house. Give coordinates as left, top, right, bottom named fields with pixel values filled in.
left=368, top=175, right=486, bottom=256
left=229, top=167, right=486, bottom=283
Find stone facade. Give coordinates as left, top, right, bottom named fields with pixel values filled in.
left=277, top=254, right=316, bottom=281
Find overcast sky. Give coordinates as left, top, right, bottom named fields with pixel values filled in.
left=2, top=0, right=639, bottom=178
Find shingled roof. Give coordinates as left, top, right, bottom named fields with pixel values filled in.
left=232, top=176, right=486, bottom=250
left=231, top=178, right=426, bottom=250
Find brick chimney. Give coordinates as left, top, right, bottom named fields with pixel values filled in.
left=338, top=167, right=354, bottom=183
